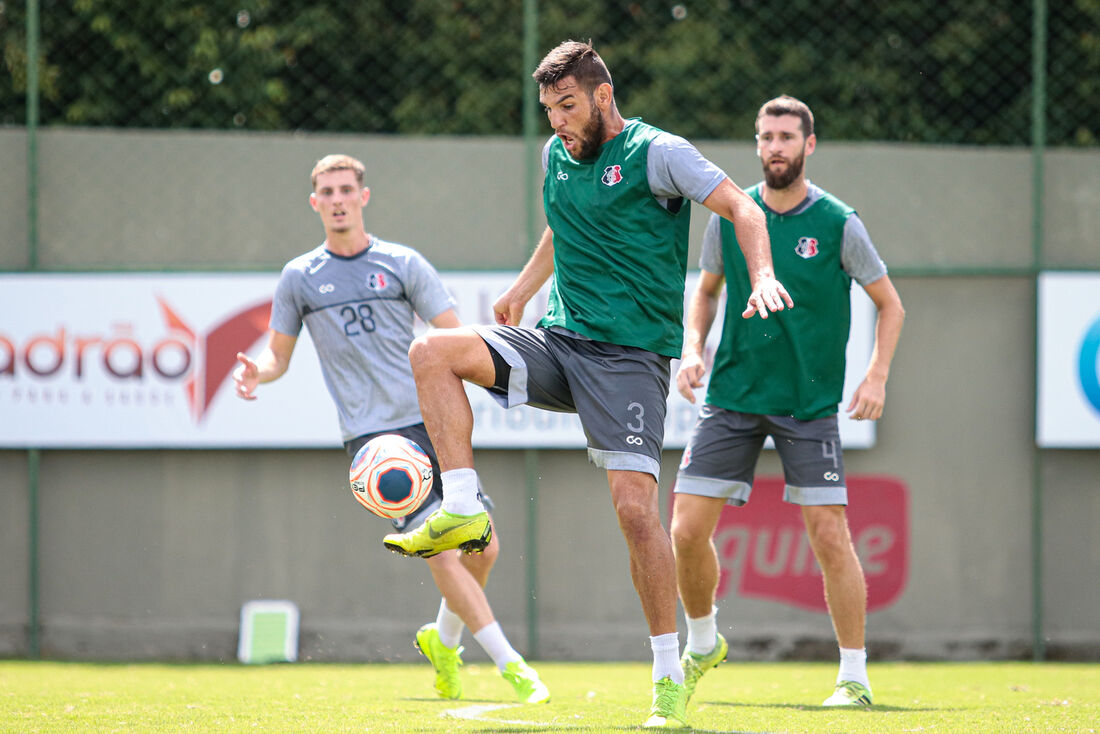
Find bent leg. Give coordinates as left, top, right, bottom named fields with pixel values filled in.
left=408, top=328, right=497, bottom=472
left=802, top=505, right=866, bottom=648
left=424, top=519, right=498, bottom=633
left=458, top=513, right=499, bottom=586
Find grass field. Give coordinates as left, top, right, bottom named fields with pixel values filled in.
left=1, top=660, right=1097, bottom=733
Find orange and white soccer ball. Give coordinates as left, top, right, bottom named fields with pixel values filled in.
left=349, top=434, right=434, bottom=519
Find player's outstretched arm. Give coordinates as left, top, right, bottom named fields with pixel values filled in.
left=677, top=269, right=724, bottom=403
left=846, top=275, right=905, bottom=421
left=701, top=179, right=793, bottom=319
left=233, top=330, right=297, bottom=400
left=493, top=226, right=556, bottom=326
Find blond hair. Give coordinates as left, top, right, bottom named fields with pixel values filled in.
left=310, top=154, right=365, bottom=190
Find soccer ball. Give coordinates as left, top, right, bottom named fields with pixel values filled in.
left=349, top=434, right=434, bottom=519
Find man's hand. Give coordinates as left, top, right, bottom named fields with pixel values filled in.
left=233, top=352, right=260, bottom=400
left=741, top=276, right=794, bottom=319
left=846, top=377, right=886, bottom=421
left=493, top=292, right=527, bottom=326
left=676, top=352, right=708, bottom=403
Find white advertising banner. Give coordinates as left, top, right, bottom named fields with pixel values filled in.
left=1037, top=272, right=1100, bottom=447
left=0, top=272, right=875, bottom=449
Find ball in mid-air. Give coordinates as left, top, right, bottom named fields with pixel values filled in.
left=349, top=434, right=433, bottom=519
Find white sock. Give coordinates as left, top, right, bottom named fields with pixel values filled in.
left=439, top=468, right=484, bottom=516
left=685, top=606, right=718, bottom=656
left=472, top=621, right=523, bottom=670
left=435, top=599, right=465, bottom=649
left=649, top=633, right=683, bottom=684
left=837, top=647, right=870, bottom=689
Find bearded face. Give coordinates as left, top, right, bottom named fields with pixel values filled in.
left=762, top=145, right=806, bottom=190
left=572, top=101, right=607, bottom=161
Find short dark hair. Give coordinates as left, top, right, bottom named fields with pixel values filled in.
left=532, top=39, right=612, bottom=94
left=756, top=95, right=815, bottom=137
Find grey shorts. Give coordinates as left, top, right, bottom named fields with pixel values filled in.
left=674, top=404, right=847, bottom=506
left=345, top=423, right=492, bottom=531
left=474, top=325, right=671, bottom=480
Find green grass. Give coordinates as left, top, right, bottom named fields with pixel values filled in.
left=1, top=660, right=1097, bottom=733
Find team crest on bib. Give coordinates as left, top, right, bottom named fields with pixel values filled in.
left=795, top=237, right=819, bottom=259
left=367, top=272, right=387, bottom=289
left=601, top=165, right=623, bottom=186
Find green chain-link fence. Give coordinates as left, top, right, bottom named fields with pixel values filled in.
left=3, top=0, right=1098, bottom=144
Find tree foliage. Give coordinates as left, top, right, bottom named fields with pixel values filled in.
left=1, top=0, right=1096, bottom=145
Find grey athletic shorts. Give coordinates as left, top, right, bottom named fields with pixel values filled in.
left=345, top=423, right=492, bottom=532
left=474, top=325, right=671, bottom=481
left=674, top=404, right=848, bottom=506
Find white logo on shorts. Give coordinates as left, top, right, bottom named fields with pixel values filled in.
left=319, top=283, right=335, bottom=294
left=626, top=435, right=644, bottom=446
left=823, top=471, right=840, bottom=482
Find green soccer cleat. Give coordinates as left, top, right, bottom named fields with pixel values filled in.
left=383, top=508, right=492, bottom=558
left=681, top=632, right=728, bottom=703
left=501, top=660, right=551, bottom=703
left=822, top=680, right=873, bottom=707
left=414, top=623, right=463, bottom=700
left=643, top=676, right=689, bottom=729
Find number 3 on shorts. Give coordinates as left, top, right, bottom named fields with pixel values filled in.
left=625, top=402, right=645, bottom=445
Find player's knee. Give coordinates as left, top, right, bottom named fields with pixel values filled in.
left=807, top=518, right=854, bottom=565
left=669, top=517, right=705, bottom=556
left=612, top=496, right=658, bottom=541
left=407, top=333, right=439, bottom=375
left=478, top=532, right=500, bottom=565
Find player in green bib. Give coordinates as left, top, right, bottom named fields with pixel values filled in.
left=384, top=41, right=792, bottom=729
left=671, top=97, right=906, bottom=710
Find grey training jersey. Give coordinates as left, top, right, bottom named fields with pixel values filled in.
left=700, top=182, right=887, bottom=286
left=270, top=237, right=455, bottom=441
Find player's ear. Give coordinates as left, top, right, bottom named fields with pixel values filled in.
left=594, top=82, right=613, bottom=110
left=309, top=192, right=319, bottom=212
left=805, top=133, right=817, bottom=156
left=361, top=187, right=371, bottom=207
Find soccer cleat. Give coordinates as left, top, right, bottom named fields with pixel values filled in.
left=643, top=676, right=689, bottom=729
left=822, top=680, right=873, bottom=707
left=501, top=660, right=551, bottom=703
left=383, top=508, right=492, bottom=558
left=681, top=632, right=728, bottom=703
left=414, top=623, right=463, bottom=700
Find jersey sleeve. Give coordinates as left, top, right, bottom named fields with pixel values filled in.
left=646, top=132, right=728, bottom=204
left=840, top=213, right=888, bottom=286
left=699, top=213, right=725, bottom=274
left=404, top=249, right=456, bottom=323
left=269, top=264, right=304, bottom=337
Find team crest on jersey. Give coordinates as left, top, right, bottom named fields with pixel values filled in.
left=601, top=165, right=623, bottom=186
left=367, top=272, right=387, bottom=289
left=795, top=237, right=819, bottom=259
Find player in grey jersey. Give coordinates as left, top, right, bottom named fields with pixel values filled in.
left=232, top=154, right=548, bottom=704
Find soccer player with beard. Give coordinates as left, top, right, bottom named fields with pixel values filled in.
left=670, top=96, right=905, bottom=710
left=382, top=40, right=792, bottom=729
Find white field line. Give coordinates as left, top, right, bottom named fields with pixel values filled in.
left=441, top=702, right=554, bottom=726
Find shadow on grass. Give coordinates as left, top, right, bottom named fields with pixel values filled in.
left=700, top=699, right=944, bottom=713
left=469, top=727, right=790, bottom=733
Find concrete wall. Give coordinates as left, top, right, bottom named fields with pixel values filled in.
left=1, top=128, right=1098, bottom=662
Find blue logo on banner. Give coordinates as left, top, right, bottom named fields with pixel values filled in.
left=1079, top=314, right=1100, bottom=415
